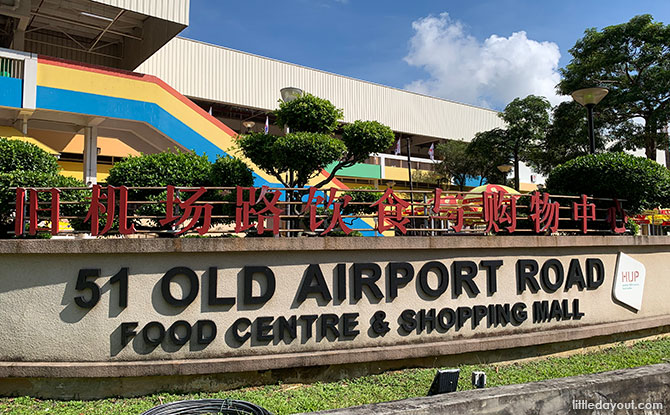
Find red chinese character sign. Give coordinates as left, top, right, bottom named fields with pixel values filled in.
left=529, top=192, right=560, bottom=233
left=160, top=186, right=213, bottom=235
left=303, top=188, right=353, bottom=235
left=572, top=194, right=596, bottom=234
left=482, top=191, right=517, bottom=233
left=430, top=189, right=464, bottom=232
left=371, top=189, right=410, bottom=234
left=14, top=188, right=60, bottom=236
left=84, top=185, right=136, bottom=236
left=235, top=186, right=283, bottom=236
left=12, top=185, right=629, bottom=237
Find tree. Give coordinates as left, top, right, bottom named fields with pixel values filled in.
left=467, top=129, right=512, bottom=186
left=500, top=95, right=551, bottom=190
left=532, top=101, right=609, bottom=175
left=237, top=93, right=395, bottom=189
left=468, top=96, right=550, bottom=189
left=433, top=140, right=475, bottom=190
left=558, top=14, right=670, bottom=160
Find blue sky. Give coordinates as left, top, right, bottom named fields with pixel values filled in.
left=183, top=1, right=670, bottom=110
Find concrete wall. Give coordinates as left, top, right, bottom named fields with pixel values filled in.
left=0, top=236, right=668, bottom=398
left=305, top=363, right=670, bottom=415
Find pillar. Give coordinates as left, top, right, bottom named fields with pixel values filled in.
left=83, top=126, right=98, bottom=185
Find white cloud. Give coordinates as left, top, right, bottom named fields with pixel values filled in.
left=404, top=13, right=566, bottom=109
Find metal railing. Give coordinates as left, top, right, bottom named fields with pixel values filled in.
left=6, top=186, right=634, bottom=238
left=0, top=56, right=24, bottom=79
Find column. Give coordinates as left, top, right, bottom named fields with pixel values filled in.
left=83, top=126, right=98, bottom=185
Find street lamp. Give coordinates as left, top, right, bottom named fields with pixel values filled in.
left=242, top=121, right=255, bottom=132
left=497, top=164, right=513, bottom=188
left=280, top=87, right=303, bottom=103
left=571, top=87, right=609, bottom=154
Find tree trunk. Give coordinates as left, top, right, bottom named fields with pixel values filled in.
left=645, top=117, right=657, bottom=161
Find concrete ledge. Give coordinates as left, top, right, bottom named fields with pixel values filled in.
left=304, top=363, right=670, bottom=414
left=1, top=315, right=668, bottom=379
left=1, top=235, right=670, bottom=254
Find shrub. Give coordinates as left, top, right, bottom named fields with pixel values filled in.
left=106, top=150, right=214, bottom=227
left=0, top=171, right=87, bottom=234
left=107, top=150, right=257, bottom=229
left=545, top=152, right=670, bottom=214
left=211, top=156, right=254, bottom=187
left=0, top=137, right=60, bottom=175
left=106, top=149, right=213, bottom=188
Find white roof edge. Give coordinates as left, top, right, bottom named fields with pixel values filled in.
left=175, top=36, right=500, bottom=115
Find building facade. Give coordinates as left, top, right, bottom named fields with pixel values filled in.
left=0, top=0, right=532, bottom=191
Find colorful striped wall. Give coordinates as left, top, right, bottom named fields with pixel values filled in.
left=33, top=57, right=376, bottom=235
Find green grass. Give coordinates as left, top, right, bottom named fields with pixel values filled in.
left=1, top=337, right=669, bottom=415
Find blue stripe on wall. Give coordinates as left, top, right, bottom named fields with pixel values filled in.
left=0, top=77, right=22, bottom=108
left=36, top=86, right=273, bottom=185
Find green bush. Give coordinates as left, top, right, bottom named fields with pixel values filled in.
left=106, top=149, right=213, bottom=188
left=211, top=156, right=254, bottom=187
left=107, top=150, right=257, bottom=229
left=0, top=138, right=60, bottom=175
left=0, top=171, right=87, bottom=234
left=545, top=152, right=670, bottom=214
left=106, top=150, right=214, bottom=227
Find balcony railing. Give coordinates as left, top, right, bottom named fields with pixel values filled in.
left=0, top=56, right=24, bottom=79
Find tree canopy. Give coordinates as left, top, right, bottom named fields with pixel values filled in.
left=237, top=93, right=394, bottom=189
left=532, top=101, right=609, bottom=175
left=558, top=14, right=670, bottom=160
left=470, top=95, right=550, bottom=189
left=433, top=140, right=475, bottom=190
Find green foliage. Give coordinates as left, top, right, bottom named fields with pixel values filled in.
left=106, top=150, right=214, bottom=227
left=341, top=187, right=382, bottom=215
left=211, top=156, right=254, bottom=187
left=0, top=171, right=87, bottom=233
left=434, top=140, right=476, bottom=190
left=532, top=101, right=609, bottom=175
left=340, top=121, right=395, bottom=162
left=2, top=337, right=669, bottom=414
left=545, top=152, right=670, bottom=214
left=0, top=137, right=60, bottom=175
left=275, top=132, right=346, bottom=187
left=499, top=95, right=551, bottom=189
left=466, top=128, right=512, bottom=186
left=240, top=95, right=395, bottom=190
left=238, top=131, right=345, bottom=188
left=315, top=120, right=395, bottom=188
left=107, top=149, right=213, bottom=188
left=558, top=14, right=670, bottom=160
left=274, top=93, right=343, bottom=134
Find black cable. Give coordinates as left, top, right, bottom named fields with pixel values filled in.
left=140, top=398, right=272, bottom=415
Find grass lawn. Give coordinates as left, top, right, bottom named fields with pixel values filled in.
left=1, top=337, right=669, bottom=415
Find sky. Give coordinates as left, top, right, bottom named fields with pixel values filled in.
left=182, top=0, right=670, bottom=110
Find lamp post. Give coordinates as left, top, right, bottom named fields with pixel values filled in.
left=242, top=121, right=255, bottom=133
left=280, top=87, right=303, bottom=103
left=497, top=164, right=513, bottom=187
left=571, top=87, right=609, bottom=154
